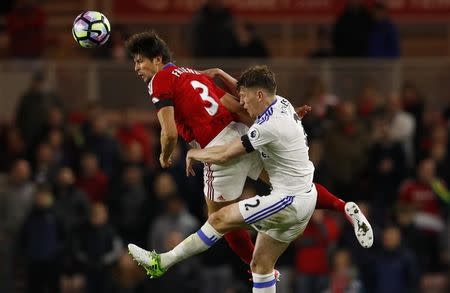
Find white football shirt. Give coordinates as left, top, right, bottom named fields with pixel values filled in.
left=246, top=95, right=314, bottom=195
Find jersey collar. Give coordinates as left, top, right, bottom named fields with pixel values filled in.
left=163, top=63, right=176, bottom=70
left=257, top=97, right=278, bottom=120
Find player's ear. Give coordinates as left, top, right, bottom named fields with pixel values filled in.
left=257, top=90, right=264, bottom=101
left=153, top=56, right=163, bottom=65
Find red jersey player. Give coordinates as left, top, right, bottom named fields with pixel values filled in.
left=124, top=31, right=373, bottom=271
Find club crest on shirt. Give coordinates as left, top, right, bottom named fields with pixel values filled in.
left=249, top=128, right=259, bottom=140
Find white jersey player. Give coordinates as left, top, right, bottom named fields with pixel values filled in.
left=237, top=93, right=316, bottom=243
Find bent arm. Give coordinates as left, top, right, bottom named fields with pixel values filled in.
left=157, top=106, right=178, bottom=163
left=205, top=68, right=239, bottom=97
left=220, top=93, right=254, bottom=126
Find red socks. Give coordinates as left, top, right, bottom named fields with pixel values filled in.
left=315, top=183, right=345, bottom=213
left=224, top=229, right=254, bottom=265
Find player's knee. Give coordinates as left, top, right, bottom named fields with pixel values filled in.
left=208, top=211, right=226, bottom=233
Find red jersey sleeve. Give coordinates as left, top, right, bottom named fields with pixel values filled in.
left=148, top=71, right=174, bottom=110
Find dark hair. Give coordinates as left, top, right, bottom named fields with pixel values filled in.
left=236, top=65, right=276, bottom=95
left=125, top=31, right=172, bottom=63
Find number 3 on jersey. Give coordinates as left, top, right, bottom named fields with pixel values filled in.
left=191, top=80, right=219, bottom=116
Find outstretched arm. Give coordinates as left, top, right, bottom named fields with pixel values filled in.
left=186, top=138, right=247, bottom=176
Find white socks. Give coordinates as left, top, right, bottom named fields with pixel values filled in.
left=252, top=271, right=276, bottom=293
left=159, top=221, right=223, bottom=269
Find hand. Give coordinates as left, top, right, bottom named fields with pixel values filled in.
left=295, top=105, right=312, bottom=119
left=185, top=150, right=196, bottom=177
left=159, top=154, right=173, bottom=168
left=200, top=68, right=221, bottom=79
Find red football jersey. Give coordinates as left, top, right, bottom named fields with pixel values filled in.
left=148, top=63, right=234, bottom=147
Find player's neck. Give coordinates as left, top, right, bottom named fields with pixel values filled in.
left=257, top=96, right=277, bottom=117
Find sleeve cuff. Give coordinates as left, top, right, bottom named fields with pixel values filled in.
left=153, top=97, right=173, bottom=109
left=241, top=134, right=255, bottom=153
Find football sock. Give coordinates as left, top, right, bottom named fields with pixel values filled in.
left=252, top=271, right=276, bottom=293
left=224, top=229, right=255, bottom=265
left=315, top=183, right=345, bottom=214
left=160, top=221, right=223, bottom=269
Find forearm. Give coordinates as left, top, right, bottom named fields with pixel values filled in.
left=160, top=130, right=177, bottom=160
left=216, top=69, right=239, bottom=97
left=189, top=145, right=230, bottom=165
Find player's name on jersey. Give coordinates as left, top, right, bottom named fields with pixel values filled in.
left=172, top=67, right=200, bottom=77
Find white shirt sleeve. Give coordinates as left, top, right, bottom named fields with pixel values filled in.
left=247, top=123, right=276, bottom=150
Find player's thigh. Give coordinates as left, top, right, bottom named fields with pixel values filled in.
left=206, top=197, right=238, bottom=215
left=208, top=202, right=247, bottom=234
left=251, top=232, right=290, bottom=274
left=204, top=151, right=262, bottom=202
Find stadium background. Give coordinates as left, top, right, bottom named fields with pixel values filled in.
left=0, top=0, right=449, bottom=292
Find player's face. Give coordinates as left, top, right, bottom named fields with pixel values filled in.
left=239, top=87, right=262, bottom=118
left=133, top=54, right=161, bottom=83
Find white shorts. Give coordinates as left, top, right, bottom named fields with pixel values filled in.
left=238, top=185, right=317, bottom=243
left=203, top=122, right=263, bottom=202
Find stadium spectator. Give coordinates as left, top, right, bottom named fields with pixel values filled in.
left=355, top=83, right=384, bottom=122
left=72, top=202, right=123, bottom=293
left=309, top=26, right=333, bottom=58
left=191, top=0, right=237, bottom=58
left=108, top=165, right=150, bottom=246
left=326, top=249, right=363, bottom=293
left=0, top=159, right=35, bottom=293
left=393, top=203, right=430, bottom=272
left=148, top=195, right=199, bottom=253
left=32, top=142, right=60, bottom=185
left=332, top=0, right=373, bottom=57
left=0, top=126, right=27, bottom=172
left=294, top=210, right=340, bottom=293
left=398, top=158, right=449, bottom=274
left=384, top=93, right=416, bottom=168
left=84, top=115, right=121, bottom=178
left=15, top=71, right=63, bottom=149
left=53, top=167, right=90, bottom=236
left=429, top=141, right=450, bottom=185
left=401, top=82, right=425, bottom=157
left=76, top=152, right=109, bottom=203
left=416, top=107, right=447, bottom=161
left=367, top=2, right=400, bottom=58
left=323, top=101, right=369, bottom=200
left=398, top=158, right=447, bottom=234
left=5, top=0, right=47, bottom=58
left=19, top=185, right=65, bottom=293
left=301, top=77, right=339, bottom=139
left=308, top=139, right=332, bottom=188
left=371, top=225, right=420, bottom=293
left=368, top=116, right=407, bottom=223
left=233, top=21, right=268, bottom=58
left=116, top=108, right=154, bottom=167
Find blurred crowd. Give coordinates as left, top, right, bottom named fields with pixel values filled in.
left=0, top=67, right=449, bottom=293
left=0, top=1, right=448, bottom=293
left=0, top=0, right=399, bottom=60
